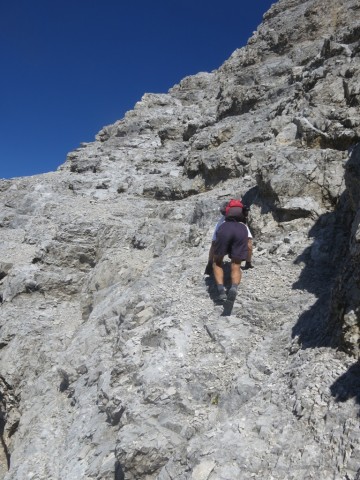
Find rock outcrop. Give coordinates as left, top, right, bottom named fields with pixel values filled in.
left=1, top=0, right=360, bottom=478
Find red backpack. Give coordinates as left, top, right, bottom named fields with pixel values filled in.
left=225, top=199, right=244, bottom=218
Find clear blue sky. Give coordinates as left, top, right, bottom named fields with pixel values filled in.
left=0, top=0, right=274, bottom=179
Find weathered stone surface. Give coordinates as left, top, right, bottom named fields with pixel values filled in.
left=1, top=0, right=360, bottom=479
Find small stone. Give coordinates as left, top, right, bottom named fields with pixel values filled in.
left=191, top=460, right=216, bottom=480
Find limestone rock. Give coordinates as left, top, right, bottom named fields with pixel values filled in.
left=1, top=0, right=360, bottom=479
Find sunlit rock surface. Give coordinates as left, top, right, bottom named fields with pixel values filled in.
left=1, top=0, right=360, bottom=478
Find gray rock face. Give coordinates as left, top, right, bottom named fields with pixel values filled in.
left=1, top=0, right=360, bottom=479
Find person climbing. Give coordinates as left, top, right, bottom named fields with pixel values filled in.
left=205, top=200, right=254, bottom=276
left=210, top=199, right=249, bottom=302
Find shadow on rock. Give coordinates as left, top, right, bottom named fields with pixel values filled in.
left=290, top=145, right=360, bottom=410
left=221, top=298, right=235, bottom=317
left=292, top=146, right=360, bottom=354
left=330, top=361, right=360, bottom=405
left=114, top=460, right=125, bottom=480
left=204, top=262, right=235, bottom=315
left=291, top=195, right=350, bottom=350
left=204, top=262, right=231, bottom=300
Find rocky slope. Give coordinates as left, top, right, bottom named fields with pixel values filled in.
left=1, top=0, right=360, bottom=478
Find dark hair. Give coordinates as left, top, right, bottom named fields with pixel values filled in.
left=219, top=201, right=228, bottom=216
left=243, top=204, right=249, bottom=216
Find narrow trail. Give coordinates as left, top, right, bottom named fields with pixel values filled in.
left=125, top=238, right=360, bottom=479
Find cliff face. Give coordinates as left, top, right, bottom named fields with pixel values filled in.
left=0, top=0, right=360, bottom=479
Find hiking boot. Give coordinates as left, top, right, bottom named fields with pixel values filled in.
left=216, top=290, right=227, bottom=302
left=216, top=287, right=227, bottom=302
left=227, top=286, right=238, bottom=302
left=243, top=262, right=254, bottom=270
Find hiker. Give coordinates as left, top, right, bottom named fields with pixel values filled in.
left=210, top=199, right=249, bottom=302
left=205, top=200, right=253, bottom=276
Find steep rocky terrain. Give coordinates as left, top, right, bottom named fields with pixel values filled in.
left=1, top=0, right=360, bottom=478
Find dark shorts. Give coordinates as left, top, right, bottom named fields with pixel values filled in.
left=214, top=221, right=248, bottom=260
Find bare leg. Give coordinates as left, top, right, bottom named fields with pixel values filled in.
left=213, top=255, right=224, bottom=286
left=246, top=239, right=253, bottom=263
left=244, top=239, right=254, bottom=269
left=213, top=255, right=227, bottom=301
left=230, top=258, right=242, bottom=285
left=226, top=258, right=242, bottom=301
